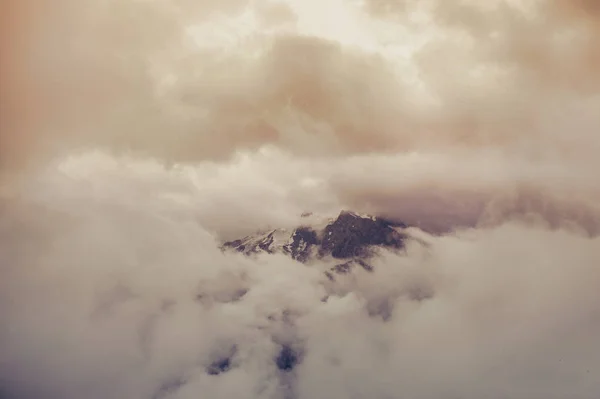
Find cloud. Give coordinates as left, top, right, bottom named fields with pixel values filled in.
left=2, top=0, right=597, bottom=168
left=2, top=0, right=600, bottom=398
left=1, top=154, right=600, bottom=399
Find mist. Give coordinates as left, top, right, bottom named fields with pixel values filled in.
left=1, top=0, right=600, bottom=398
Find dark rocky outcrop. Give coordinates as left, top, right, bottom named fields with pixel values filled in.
left=319, top=211, right=405, bottom=259
left=283, top=227, right=319, bottom=262
left=206, top=357, right=231, bottom=375
left=206, top=345, right=237, bottom=376
left=275, top=344, right=303, bottom=372
left=325, top=259, right=374, bottom=281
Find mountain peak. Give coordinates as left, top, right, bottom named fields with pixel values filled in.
left=222, top=210, right=408, bottom=279
left=319, top=210, right=405, bottom=259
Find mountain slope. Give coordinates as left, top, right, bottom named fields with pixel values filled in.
left=222, top=211, right=409, bottom=278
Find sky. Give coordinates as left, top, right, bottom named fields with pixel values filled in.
left=1, top=1, right=600, bottom=398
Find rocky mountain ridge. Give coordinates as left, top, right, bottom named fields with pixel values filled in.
left=222, top=210, right=409, bottom=279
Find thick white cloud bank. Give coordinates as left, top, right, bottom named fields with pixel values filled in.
left=2, top=0, right=600, bottom=398
left=2, top=151, right=600, bottom=399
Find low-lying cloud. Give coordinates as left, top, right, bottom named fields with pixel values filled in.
left=1, top=154, right=600, bottom=399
